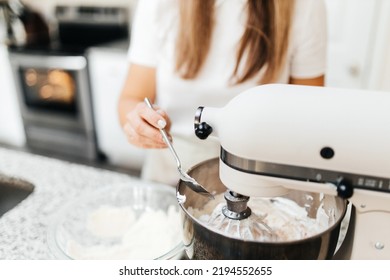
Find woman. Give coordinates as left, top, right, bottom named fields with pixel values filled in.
left=118, top=0, right=327, bottom=186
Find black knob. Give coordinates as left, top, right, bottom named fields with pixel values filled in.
left=195, top=122, right=213, bottom=140
left=336, top=178, right=353, bottom=199
left=320, top=147, right=335, bottom=159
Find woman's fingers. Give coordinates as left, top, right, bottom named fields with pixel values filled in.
left=123, top=122, right=167, bottom=148
left=123, top=102, right=171, bottom=149
left=138, top=102, right=168, bottom=129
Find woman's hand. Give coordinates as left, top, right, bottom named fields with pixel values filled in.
left=118, top=64, right=171, bottom=149
left=122, top=101, right=171, bottom=149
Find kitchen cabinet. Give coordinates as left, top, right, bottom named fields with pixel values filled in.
left=325, top=0, right=390, bottom=91
left=87, top=42, right=145, bottom=171
left=365, top=0, right=390, bottom=91
left=0, top=45, right=26, bottom=147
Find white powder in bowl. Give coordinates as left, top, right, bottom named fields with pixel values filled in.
left=65, top=205, right=182, bottom=260
left=86, top=205, right=136, bottom=238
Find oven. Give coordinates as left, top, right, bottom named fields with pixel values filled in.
left=9, top=50, right=96, bottom=160
left=8, top=5, right=130, bottom=161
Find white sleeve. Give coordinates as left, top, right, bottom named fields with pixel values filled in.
left=289, top=0, right=327, bottom=78
left=127, top=0, right=159, bottom=67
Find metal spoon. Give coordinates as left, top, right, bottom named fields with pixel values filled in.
left=144, top=98, right=214, bottom=199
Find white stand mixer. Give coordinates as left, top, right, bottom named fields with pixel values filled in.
left=194, top=84, right=390, bottom=259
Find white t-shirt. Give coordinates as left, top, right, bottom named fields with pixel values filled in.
left=128, top=0, right=327, bottom=185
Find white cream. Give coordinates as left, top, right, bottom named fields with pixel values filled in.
left=189, top=193, right=333, bottom=242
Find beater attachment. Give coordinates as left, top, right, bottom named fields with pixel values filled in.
left=206, top=190, right=276, bottom=241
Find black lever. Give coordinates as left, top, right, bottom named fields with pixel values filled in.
left=195, top=122, right=213, bottom=140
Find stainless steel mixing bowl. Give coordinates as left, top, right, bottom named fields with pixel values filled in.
left=177, top=158, right=347, bottom=260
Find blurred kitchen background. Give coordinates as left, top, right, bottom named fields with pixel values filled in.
left=0, top=0, right=389, bottom=174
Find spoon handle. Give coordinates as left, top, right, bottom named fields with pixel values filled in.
left=144, top=97, right=181, bottom=169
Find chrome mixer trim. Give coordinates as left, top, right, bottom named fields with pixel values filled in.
left=194, top=106, right=204, bottom=127
left=220, top=148, right=390, bottom=193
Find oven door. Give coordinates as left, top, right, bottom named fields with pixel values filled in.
left=9, top=52, right=97, bottom=160
left=19, top=65, right=78, bottom=116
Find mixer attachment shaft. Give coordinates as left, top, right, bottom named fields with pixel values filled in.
left=222, top=191, right=251, bottom=220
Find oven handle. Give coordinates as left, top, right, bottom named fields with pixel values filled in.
left=9, top=53, right=87, bottom=71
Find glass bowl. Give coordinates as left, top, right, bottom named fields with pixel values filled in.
left=47, top=181, right=183, bottom=260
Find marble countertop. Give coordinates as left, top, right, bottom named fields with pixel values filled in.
left=0, top=147, right=140, bottom=260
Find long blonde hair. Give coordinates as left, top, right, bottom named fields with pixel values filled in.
left=175, top=0, right=295, bottom=84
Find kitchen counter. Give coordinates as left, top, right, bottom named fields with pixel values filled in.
left=0, top=146, right=141, bottom=259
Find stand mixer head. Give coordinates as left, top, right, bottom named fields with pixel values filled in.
left=194, top=84, right=390, bottom=259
